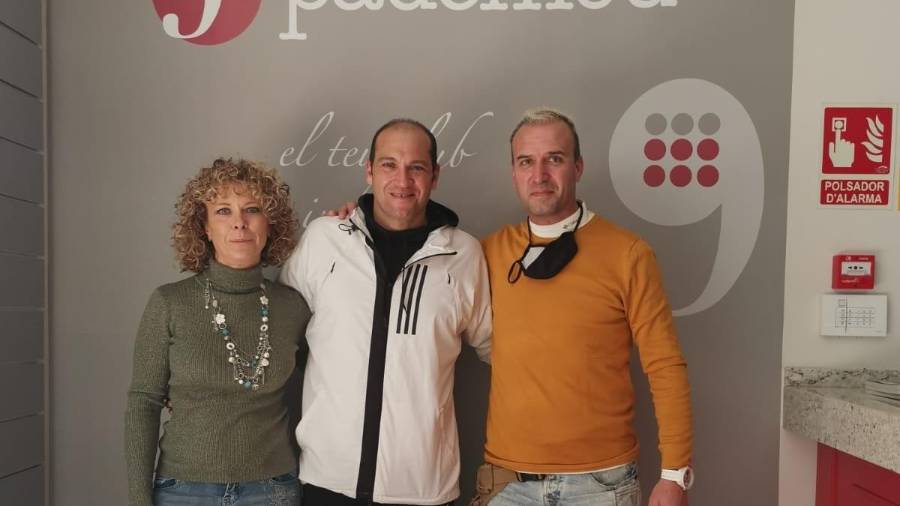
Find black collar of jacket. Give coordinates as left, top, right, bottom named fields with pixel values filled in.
left=357, top=193, right=458, bottom=284
left=356, top=193, right=459, bottom=235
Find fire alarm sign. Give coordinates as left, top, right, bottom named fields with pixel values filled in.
left=822, top=107, right=894, bottom=175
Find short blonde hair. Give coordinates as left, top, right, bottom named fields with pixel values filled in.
left=172, top=158, right=298, bottom=272
left=509, top=107, right=581, bottom=161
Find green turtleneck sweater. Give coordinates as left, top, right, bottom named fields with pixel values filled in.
left=125, top=261, right=310, bottom=506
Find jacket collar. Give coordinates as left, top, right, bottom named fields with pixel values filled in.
left=348, top=196, right=458, bottom=261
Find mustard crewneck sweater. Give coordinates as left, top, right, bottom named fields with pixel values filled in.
left=482, top=215, right=692, bottom=472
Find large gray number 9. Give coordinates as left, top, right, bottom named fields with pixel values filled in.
left=608, top=79, right=764, bottom=317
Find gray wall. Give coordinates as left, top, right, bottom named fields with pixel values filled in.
left=0, top=0, right=46, bottom=505
left=49, top=1, right=792, bottom=505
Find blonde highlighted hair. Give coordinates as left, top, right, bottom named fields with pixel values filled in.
left=509, top=107, right=582, bottom=161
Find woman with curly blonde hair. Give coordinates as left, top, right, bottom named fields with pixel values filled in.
left=125, top=158, right=310, bottom=506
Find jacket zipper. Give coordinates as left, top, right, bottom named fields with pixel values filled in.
left=349, top=215, right=459, bottom=502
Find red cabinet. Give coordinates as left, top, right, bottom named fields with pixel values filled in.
left=817, top=444, right=900, bottom=505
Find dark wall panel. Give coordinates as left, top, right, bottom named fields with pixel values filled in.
left=0, top=415, right=43, bottom=477
left=0, top=195, right=43, bottom=256
left=0, top=254, right=43, bottom=307
left=0, top=23, right=41, bottom=96
left=0, top=83, right=42, bottom=150
left=0, top=466, right=43, bottom=506
left=0, top=138, right=43, bottom=203
left=0, top=363, right=42, bottom=422
left=0, top=0, right=41, bottom=43
left=0, top=310, right=43, bottom=362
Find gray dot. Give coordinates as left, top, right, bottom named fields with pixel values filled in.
left=671, top=113, right=694, bottom=135
left=698, top=113, right=721, bottom=135
left=645, top=114, right=667, bottom=135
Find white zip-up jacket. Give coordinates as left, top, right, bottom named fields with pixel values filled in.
left=279, top=204, right=492, bottom=505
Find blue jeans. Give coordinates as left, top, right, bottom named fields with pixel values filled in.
left=489, top=462, right=641, bottom=506
left=152, top=472, right=300, bottom=506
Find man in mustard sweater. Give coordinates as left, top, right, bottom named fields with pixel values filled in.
left=474, top=109, right=693, bottom=506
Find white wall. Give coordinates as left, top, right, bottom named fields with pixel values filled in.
left=780, top=1, right=900, bottom=504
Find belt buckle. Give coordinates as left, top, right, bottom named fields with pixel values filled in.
left=515, top=472, right=547, bottom=482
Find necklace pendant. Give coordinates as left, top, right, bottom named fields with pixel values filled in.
left=203, top=279, right=212, bottom=309
left=207, top=279, right=272, bottom=393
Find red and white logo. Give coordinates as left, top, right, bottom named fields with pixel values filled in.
left=822, top=107, right=894, bottom=175
left=609, top=79, right=764, bottom=316
left=152, top=0, right=262, bottom=46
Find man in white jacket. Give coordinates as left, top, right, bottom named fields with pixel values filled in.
left=279, top=118, right=493, bottom=506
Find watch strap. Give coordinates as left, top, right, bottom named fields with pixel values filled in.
left=661, top=467, right=693, bottom=490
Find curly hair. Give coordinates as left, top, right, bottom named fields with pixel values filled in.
left=173, top=158, right=298, bottom=272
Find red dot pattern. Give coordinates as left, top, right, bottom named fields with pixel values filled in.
left=644, top=139, right=666, bottom=161
left=641, top=126, right=721, bottom=188
left=697, top=139, right=719, bottom=161
left=670, top=139, right=692, bottom=161
left=698, top=165, right=720, bottom=187
left=670, top=165, right=692, bottom=187
left=643, top=165, right=665, bottom=187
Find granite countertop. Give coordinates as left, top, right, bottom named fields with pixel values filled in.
left=783, top=367, right=900, bottom=473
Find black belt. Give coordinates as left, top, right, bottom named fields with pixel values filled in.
left=515, top=472, right=548, bottom=482
left=514, top=462, right=631, bottom=483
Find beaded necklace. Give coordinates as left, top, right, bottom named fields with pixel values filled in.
left=203, top=279, right=272, bottom=391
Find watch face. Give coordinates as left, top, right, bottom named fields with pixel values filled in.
left=683, top=467, right=694, bottom=489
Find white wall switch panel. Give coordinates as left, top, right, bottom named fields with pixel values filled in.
left=821, top=294, right=888, bottom=337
